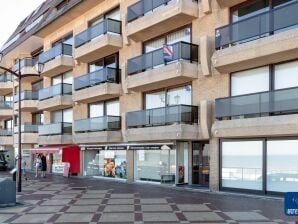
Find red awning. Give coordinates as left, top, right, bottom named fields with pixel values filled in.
left=29, top=147, right=63, bottom=154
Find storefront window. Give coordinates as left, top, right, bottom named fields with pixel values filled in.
left=267, top=140, right=298, bottom=192
left=134, top=148, right=176, bottom=184
left=85, top=150, right=127, bottom=179
left=221, top=141, right=263, bottom=190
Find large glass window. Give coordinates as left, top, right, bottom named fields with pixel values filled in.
left=221, top=141, right=263, bottom=190
left=134, top=149, right=176, bottom=184
left=89, top=100, right=119, bottom=117
left=145, top=91, right=165, bottom=109
left=32, top=112, right=44, bottom=125
left=274, top=61, right=298, bottom=90
left=231, top=66, right=269, bottom=96
left=52, top=108, right=72, bottom=123
left=89, top=103, right=104, bottom=118
left=52, top=71, right=73, bottom=85
left=267, top=140, right=298, bottom=192
left=88, top=54, right=118, bottom=72
left=106, top=100, right=120, bottom=116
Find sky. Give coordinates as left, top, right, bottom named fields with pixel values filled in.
left=0, top=0, right=45, bottom=47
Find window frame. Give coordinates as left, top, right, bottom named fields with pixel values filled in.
left=88, top=98, right=120, bottom=118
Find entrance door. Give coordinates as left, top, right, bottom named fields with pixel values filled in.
left=192, top=142, right=209, bottom=187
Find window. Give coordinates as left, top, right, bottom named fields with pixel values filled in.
left=274, top=61, right=298, bottom=90
left=52, top=108, right=72, bottom=123
left=4, top=119, right=13, bottom=130
left=32, top=112, right=44, bottom=125
left=52, top=71, right=73, bottom=85
left=231, top=66, right=269, bottom=96
left=52, top=33, right=73, bottom=47
left=88, top=54, right=118, bottom=73
left=145, top=85, right=192, bottom=109
left=89, top=100, right=120, bottom=118
left=89, top=8, right=120, bottom=27
left=144, top=26, right=191, bottom=53
left=221, top=140, right=263, bottom=191
left=32, top=80, right=43, bottom=92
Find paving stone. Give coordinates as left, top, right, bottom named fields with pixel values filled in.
left=104, top=205, right=135, bottom=212
left=140, top=198, right=168, bottom=204
left=107, top=199, right=134, bottom=204
left=32, top=191, right=57, bottom=195
left=81, top=193, right=106, bottom=199
left=0, top=214, right=14, bottom=222
left=99, top=212, right=135, bottom=222
left=224, top=212, right=269, bottom=221
left=183, top=212, right=224, bottom=221
left=11, top=214, right=53, bottom=223
left=85, top=190, right=109, bottom=194
left=141, top=204, right=173, bottom=212
left=0, top=207, right=28, bottom=213
left=55, top=213, right=94, bottom=222
left=66, top=205, right=99, bottom=213
left=176, top=204, right=211, bottom=212
left=58, top=190, right=83, bottom=194
left=28, top=206, right=64, bottom=213
left=142, top=212, right=179, bottom=222
left=74, top=199, right=102, bottom=205
left=52, top=194, right=78, bottom=199
left=41, top=199, right=72, bottom=205
left=110, top=194, right=134, bottom=198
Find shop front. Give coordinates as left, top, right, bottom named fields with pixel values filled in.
left=83, top=146, right=127, bottom=180
left=30, top=145, right=80, bottom=175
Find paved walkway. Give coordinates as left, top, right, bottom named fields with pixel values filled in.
left=0, top=173, right=296, bottom=224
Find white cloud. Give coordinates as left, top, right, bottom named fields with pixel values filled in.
left=0, top=0, right=45, bottom=47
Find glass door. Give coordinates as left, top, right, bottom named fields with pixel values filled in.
left=192, top=142, right=209, bottom=187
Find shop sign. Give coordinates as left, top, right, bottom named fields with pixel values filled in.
left=130, top=145, right=173, bottom=150
left=285, top=192, right=298, bottom=216
left=52, top=164, right=64, bottom=173
left=107, top=146, right=127, bottom=150
left=104, top=151, right=115, bottom=159
left=86, top=147, right=105, bottom=151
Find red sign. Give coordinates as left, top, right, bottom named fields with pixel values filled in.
left=178, top=166, right=184, bottom=184
left=63, top=162, right=70, bottom=177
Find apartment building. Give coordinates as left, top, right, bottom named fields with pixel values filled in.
left=0, top=0, right=297, bottom=195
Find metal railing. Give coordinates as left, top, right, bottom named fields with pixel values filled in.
left=74, top=116, right=121, bottom=132
left=215, top=1, right=298, bottom=49
left=74, top=67, right=120, bottom=90
left=215, top=86, right=298, bottom=119
left=12, top=58, right=37, bottom=71
left=127, top=41, right=199, bottom=75
left=37, top=43, right=73, bottom=64
left=0, top=129, right=13, bottom=136
left=0, top=101, right=13, bottom=109
left=38, top=122, right=72, bottom=136
left=14, top=91, right=38, bottom=102
left=127, top=104, right=198, bottom=128
left=0, top=74, right=13, bottom=82
left=39, top=83, right=72, bottom=101
left=75, top=19, right=122, bottom=48
left=14, top=124, right=39, bottom=133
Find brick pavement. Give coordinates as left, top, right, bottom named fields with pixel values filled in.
left=0, top=173, right=297, bottom=224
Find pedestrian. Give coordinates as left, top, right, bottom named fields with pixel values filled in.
left=41, top=154, right=47, bottom=178
left=22, top=159, right=28, bottom=181
left=35, top=154, right=42, bottom=178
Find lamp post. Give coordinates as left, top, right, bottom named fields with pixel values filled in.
left=0, top=52, right=44, bottom=192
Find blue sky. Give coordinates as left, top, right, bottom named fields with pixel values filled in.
left=0, top=0, right=44, bottom=47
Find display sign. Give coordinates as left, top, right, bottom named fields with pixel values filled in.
left=285, top=192, right=298, bottom=216
left=52, top=164, right=64, bottom=173
left=104, top=158, right=115, bottom=177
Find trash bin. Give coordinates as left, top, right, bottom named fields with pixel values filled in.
left=0, top=177, right=16, bottom=207
left=10, top=168, right=17, bottom=182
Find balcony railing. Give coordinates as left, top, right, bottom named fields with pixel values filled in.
left=0, top=129, right=13, bottom=136
left=74, top=67, right=120, bottom=90
left=0, top=74, right=13, bottom=82
left=14, top=124, right=39, bottom=133
left=74, top=116, right=121, bottom=133
left=14, top=91, right=38, bottom=102
left=127, top=104, right=198, bottom=128
left=127, top=41, right=199, bottom=75
left=0, top=101, right=13, bottom=109
left=74, top=19, right=122, bottom=48
left=12, top=58, right=37, bottom=71
left=37, top=43, right=73, bottom=64
left=39, top=83, right=72, bottom=101
left=215, top=87, right=298, bottom=119
left=215, top=1, right=298, bottom=49
left=38, top=122, right=72, bottom=136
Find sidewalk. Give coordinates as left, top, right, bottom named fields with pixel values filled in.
left=0, top=172, right=296, bottom=224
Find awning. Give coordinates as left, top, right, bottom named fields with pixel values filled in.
left=29, top=147, right=63, bottom=154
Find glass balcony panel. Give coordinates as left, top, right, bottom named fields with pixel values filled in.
left=38, top=83, right=72, bottom=100
left=74, top=116, right=121, bottom=132
left=38, top=122, right=72, bottom=136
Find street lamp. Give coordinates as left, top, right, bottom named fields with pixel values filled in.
left=0, top=52, right=44, bottom=192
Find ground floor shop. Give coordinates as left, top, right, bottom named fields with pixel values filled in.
left=81, top=141, right=210, bottom=187
left=220, top=138, right=298, bottom=194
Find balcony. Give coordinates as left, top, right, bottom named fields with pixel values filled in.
left=213, top=87, right=298, bottom=138
left=38, top=43, right=74, bottom=77
left=13, top=58, right=41, bottom=83
left=74, top=19, right=122, bottom=63
left=14, top=91, right=38, bottom=112
left=216, top=0, right=247, bottom=8
left=126, top=104, right=200, bottom=141
left=0, top=101, right=13, bottom=119
left=38, top=83, right=72, bottom=111
left=0, top=74, right=13, bottom=95
left=0, top=129, right=13, bottom=146
left=73, top=67, right=121, bottom=103
left=13, top=124, right=38, bottom=144
left=73, top=116, right=122, bottom=144
left=213, top=1, right=298, bottom=73
left=126, top=0, right=198, bottom=41
left=127, top=42, right=199, bottom=91
left=38, top=122, right=72, bottom=145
